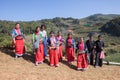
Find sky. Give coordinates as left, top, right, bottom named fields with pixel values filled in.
left=0, top=0, right=120, bottom=21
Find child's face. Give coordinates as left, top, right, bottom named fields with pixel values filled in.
left=68, top=34, right=72, bottom=38
left=41, top=26, right=45, bottom=30
left=36, top=28, right=40, bottom=32
left=79, top=37, right=84, bottom=43
left=51, top=33, right=54, bottom=37
left=98, top=36, right=102, bottom=40
left=58, top=32, right=61, bottom=35
left=89, top=36, right=93, bottom=40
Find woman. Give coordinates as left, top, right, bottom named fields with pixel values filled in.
left=56, top=31, right=64, bottom=62
left=40, top=25, right=48, bottom=57
left=47, top=31, right=59, bottom=67
left=33, top=26, right=44, bottom=66
left=11, top=23, right=25, bottom=58
left=77, top=37, right=88, bottom=71
left=66, top=33, right=75, bottom=64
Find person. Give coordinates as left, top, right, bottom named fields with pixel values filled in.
left=94, top=35, right=105, bottom=68
left=66, top=33, right=75, bottom=64
left=86, top=35, right=95, bottom=65
left=33, top=26, right=44, bottom=66
left=47, top=31, right=59, bottom=67
left=76, top=37, right=88, bottom=71
left=40, top=25, right=48, bottom=57
left=11, top=23, right=26, bottom=58
left=56, top=31, right=64, bottom=62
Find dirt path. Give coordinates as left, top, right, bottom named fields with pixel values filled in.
left=0, top=49, right=120, bottom=80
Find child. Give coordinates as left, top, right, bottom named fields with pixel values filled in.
left=47, top=31, right=59, bottom=67
left=77, top=37, right=88, bottom=71
left=33, top=26, right=44, bottom=66
left=40, top=25, right=48, bottom=57
left=56, top=31, right=64, bottom=62
left=66, top=33, right=75, bottom=64
left=94, top=35, right=105, bottom=68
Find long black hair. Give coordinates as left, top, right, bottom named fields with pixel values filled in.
left=35, top=26, right=40, bottom=33
left=40, top=25, right=46, bottom=30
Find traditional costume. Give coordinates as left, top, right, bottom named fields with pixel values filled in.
left=33, top=32, right=44, bottom=65
left=66, top=38, right=75, bottom=63
left=77, top=42, right=88, bottom=70
left=12, top=28, right=25, bottom=58
left=40, top=30, right=48, bottom=56
left=56, top=35, right=64, bottom=61
left=47, top=36, right=59, bottom=66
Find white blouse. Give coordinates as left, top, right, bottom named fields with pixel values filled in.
left=40, top=30, right=47, bottom=39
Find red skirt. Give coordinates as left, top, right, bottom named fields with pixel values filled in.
left=66, top=47, right=75, bottom=62
left=49, top=49, right=59, bottom=66
left=35, top=44, right=44, bottom=63
left=58, top=45, right=63, bottom=61
left=15, top=39, right=25, bottom=55
left=77, top=54, right=88, bottom=69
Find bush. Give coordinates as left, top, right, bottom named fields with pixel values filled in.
left=0, top=35, right=12, bottom=48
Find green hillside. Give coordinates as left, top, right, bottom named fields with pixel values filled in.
left=101, top=17, right=120, bottom=36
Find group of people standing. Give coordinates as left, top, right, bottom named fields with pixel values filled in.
left=11, top=23, right=105, bottom=71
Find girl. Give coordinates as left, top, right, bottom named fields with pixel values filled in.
left=77, top=37, right=88, bottom=71
left=56, top=31, right=64, bottom=62
left=47, top=31, right=59, bottom=67
left=33, top=26, right=44, bottom=66
left=66, top=33, right=75, bottom=64
left=40, top=25, right=48, bottom=57
left=11, top=23, right=26, bottom=58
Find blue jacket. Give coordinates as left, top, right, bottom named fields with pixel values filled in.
left=47, top=37, right=59, bottom=47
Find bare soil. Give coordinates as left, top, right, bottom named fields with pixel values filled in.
left=0, top=48, right=120, bottom=80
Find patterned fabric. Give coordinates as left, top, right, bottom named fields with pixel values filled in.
left=47, top=37, right=58, bottom=47
left=33, top=32, right=43, bottom=43
left=33, top=32, right=43, bottom=49
left=11, top=28, right=24, bottom=39
left=66, top=38, right=75, bottom=48
left=15, top=29, right=21, bottom=35
left=79, top=42, right=84, bottom=51
left=50, top=37, right=57, bottom=47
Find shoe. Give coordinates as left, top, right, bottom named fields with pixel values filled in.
left=50, top=64, right=54, bottom=67
left=82, top=68, right=86, bottom=71
left=55, top=64, right=59, bottom=67
left=77, top=68, right=82, bottom=71
left=39, top=62, right=43, bottom=64
left=15, top=55, right=18, bottom=58
left=68, top=62, right=72, bottom=65
left=94, top=66, right=97, bottom=68
left=35, top=62, right=38, bottom=66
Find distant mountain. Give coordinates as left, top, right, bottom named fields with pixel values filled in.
left=81, top=14, right=120, bottom=21
left=80, top=14, right=120, bottom=26
left=100, top=17, right=120, bottom=36
left=0, top=13, right=120, bottom=35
